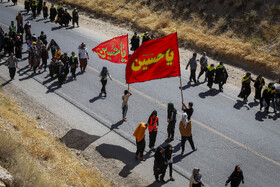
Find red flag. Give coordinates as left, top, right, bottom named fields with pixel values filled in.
left=126, top=33, right=180, bottom=84
left=92, top=35, right=128, bottom=64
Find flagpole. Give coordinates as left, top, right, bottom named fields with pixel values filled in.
left=179, top=76, right=184, bottom=104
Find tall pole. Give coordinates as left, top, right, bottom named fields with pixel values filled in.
left=179, top=76, right=184, bottom=104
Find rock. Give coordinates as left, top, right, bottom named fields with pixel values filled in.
left=0, top=166, right=13, bottom=187
left=0, top=181, right=5, bottom=187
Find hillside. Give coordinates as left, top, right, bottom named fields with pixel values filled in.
left=60, top=0, right=280, bottom=79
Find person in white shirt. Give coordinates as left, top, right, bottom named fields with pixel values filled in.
left=78, top=42, right=89, bottom=73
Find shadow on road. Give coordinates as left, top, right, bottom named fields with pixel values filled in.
left=5, top=4, right=15, bottom=7
left=51, top=26, right=62, bottom=31
left=60, top=129, right=100, bottom=151
left=173, top=150, right=195, bottom=164
left=96, top=143, right=140, bottom=178
left=89, top=93, right=102, bottom=103
left=66, top=26, right=75, bottom=30
left=44, top=20, right=51, bottom=23
left=199, top=89, right=219, bottom=99
left=46, top=80, right=60, bottom=93
left=255, top=111, right=267, bottom=122
left=0, top=79, right=12, bottom=88
left=248, top=101, right=259, bottom=108
left=233, top=100, right=250, bottom=110
left=180, top=81, right=195, bottom=90
left=146, top=180, right=169, bottom=187
left=35, top=18, right=44, bottom=22
left=110, top=120, right=124, bottom=130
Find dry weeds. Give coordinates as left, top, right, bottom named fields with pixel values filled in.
left=0, top=93, right=111, bottom=187
left=59, top=0, right=280, bottom=79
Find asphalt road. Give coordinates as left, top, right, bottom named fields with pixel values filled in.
left=1, top=3, right=280, bottom=186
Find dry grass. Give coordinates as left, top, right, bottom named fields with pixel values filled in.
left=59, top=0, right=280, bottom=79
left=0, top=93, right=111, bottom=187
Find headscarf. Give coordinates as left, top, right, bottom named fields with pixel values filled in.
left=101, top=66, right=107, bottom=77
left=149, top=110, right=157, bottom=118
left=181, top=112, right=188, bottom=128
left=193, top=168, right=202, bottom=183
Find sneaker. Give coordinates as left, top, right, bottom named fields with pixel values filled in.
left=170, top=177, right=175, bottom=181
left=193, top=148, right=197, bottom=151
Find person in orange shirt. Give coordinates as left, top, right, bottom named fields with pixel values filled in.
left=133, top=123, right=147, bottom=161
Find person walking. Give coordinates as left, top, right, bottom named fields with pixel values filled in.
left=238, top=72, right=254, bottom=102
left=179, top=113, right=197, bottom=154
left=60, top=53, right=70, bottom=83
left=225, top=165, right=244, bottom=187
left=24, top=0, right=30, bottom=13
left=39, top=31, right=47, bottom=46
left=47, top=39, right=59, bottom=58
left=154, top=146, right=168, bottom=183
left=37, top=0, right=43, bottom=15
left=197, top=52, right=208, bottom=82
left=6, top=53, right=18, bottom=80
left=182, top=102, right=194, bottom=120
left=260, top=83, right=277, bottom=113
left=186, top=53, right=198, bottom=85
left=99, top=66, right=112, bottom=97
left=254, top=75, right=265, bottom=101
left=15, top=12, right=23, bottom=26
left=72, top=8, right=79, bottom=27
left=147, top=110, right=159, bottom=151
left=166, top=103, right=177, bottom=142
left=133, top=122, right=147, bottom=161
left=141, top=31, right=150, bottom=44
left=189, top=168, right=205, bottom=187
left=69, top=51, right=78, bottom=80
left=6, top=37, right=15, bottom=56
left=207, top=64, right=215, bottom=91
left=215, top=62, right=228, bottom=92
left=49, top=4, right=57, bottom=22
left=122, top=90, right=132, bottom=121
left=130, top=32, right=140, bottom=51
left=164, top=144, right=175, bottom=181
left=78, top=42, right=89, bottom=72
left=40, top=45, right=49, bottom=71
left=42, top=2, right=48, bottom=20
left=14, top=36, right=22, bottom=59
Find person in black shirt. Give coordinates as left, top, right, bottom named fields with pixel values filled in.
left=166, top=103, right=177, bottom=142
left=225, top=165, right=244, bottom=187
left=182, top=102, right=193, bottom=120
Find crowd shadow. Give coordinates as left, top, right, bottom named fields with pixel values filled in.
left=46, top=80, right=60, bottom=93
left=180, top=81, right=197, bottom=90
left=35, top=18, right=44, bottom=22
left=233, top=100, right=250, bottom=110
left=255, top=110, right=280, bottom=122
left=5, top=4, right=15, bottom=7
left=44, top=20, right=51, bottom=23
left=173, top=150, right=195, bottom=164
left=66, top=26, right=75, bottom=30
left=51, top=26, right=62, bottom=31
left=42, top=76, right=54, bottom=85
left=147, top=180, right=168, bottom=187
left=199, top=89, right=220, bottom=99
left=17, top=65, right=30, bottom=75
left=110, top=120, right=124, bottom=130
left=248, top=101, right=259, bottom=108
left=60, top=129, right=100, bottom=151
left=89, top=93, right=102, bottom=103
left=19, top=71, right=39, bottom=81
left=96, top=143, right=140, bottom=178
left=173, top=142, right=181, bottom=153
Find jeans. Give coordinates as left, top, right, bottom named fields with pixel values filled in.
left=122, top=104, right=128, bottom=119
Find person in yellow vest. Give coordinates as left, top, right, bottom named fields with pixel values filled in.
left=238, top=72, right=254, bottom=102
left=260, top=83, right=276, bottom=113
left=133, top=123, right=147, bottom=161
left=54, top=47, right=61, bottom=59
left=147, top=110, right=159, bottom=151
left=42, top=2, right=48, bottom=19
left=207, top=64, right=215, bottom=91
left=253, top=75, right=265, bottom=101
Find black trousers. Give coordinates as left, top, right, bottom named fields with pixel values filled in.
left=167, top=121, right=176, bottom=139
left=41, top=58, right=47, bottom=70
left=168, top=163, right=173, bottom=177
left=181, top=135, right=195, bottom=152
left=149, top=131, right=157, bottom=148
left=73, top=18, right=79, bottom=26
left=197, top=67, right=207, bottom=80
left=9, top=67, right=16, bottom=79
left=255, top=87, right=262, bottom=100
left=71, top=68, right=76, bottom=78
left=155, top=168, right=166, bottom=180
left=219, top=82, right=225, bottom=90
left=136, top=138, right=145, bottom=158
left=190, top=69, right=196, bottom=83
left=101, top=79, right=107, bottom=94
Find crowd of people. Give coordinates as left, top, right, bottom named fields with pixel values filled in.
left=2, top=1, right=279, bottom=186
